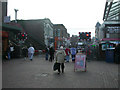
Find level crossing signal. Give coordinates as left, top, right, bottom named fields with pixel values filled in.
left=79, top=32, right=91, bottom=41
left=17, top=32, right=27, bottom=41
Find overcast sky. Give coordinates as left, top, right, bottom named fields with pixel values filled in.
left=8, top=0, right=107, bottom=37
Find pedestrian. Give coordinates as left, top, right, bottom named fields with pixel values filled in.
left=28, top=44, right=35, bottom=61
left=65, top=47, right=70, bottom=62
left=45, top=46, right=49, bottom=60
left=70, top=46, right=77, bottom=62
left=6, top=45, right=11, bottom=60
left=85, top=45, right=91, bottom=61
left=22, top=46, right=28, bottom=60
left=49, top=46, right=55, bottom=62
left=114, top=44, right=120, bottom=64
left=10, top=43, right=14, bottom=59
left=55, top=46, right=66, bottom=74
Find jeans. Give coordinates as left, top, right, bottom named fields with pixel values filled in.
left=8, top=52, right=10, bottom=60
left=71, top=55, right=75, bottom=61
left=45, top=53, right=49, bottom=60
left=28, top=53, right=34, bottom=60
left=66, top=55, right=70, bottom=62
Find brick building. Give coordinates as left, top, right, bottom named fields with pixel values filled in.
left=53, top=24, right=68, bottom=50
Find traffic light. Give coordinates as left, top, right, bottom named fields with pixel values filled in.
left=85, top=32, right=91, bottom=40
left=22, top=34, right=24, bottom=37
left=86, top=34, right=89, bottom=37
left=17, top=32, right=27, bottom=40
left=21, top=33, right=26, bottom=39
left=79, top=32, right=91, bottom=41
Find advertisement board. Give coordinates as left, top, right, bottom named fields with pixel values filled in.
left=74, top=54, right=86, bottom=71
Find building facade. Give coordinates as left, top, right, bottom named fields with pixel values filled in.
left=95, top=22, right=101, bottom=44
left=17, top=18, right=54, bottom=50
left=70, top=35, right=78, bottom=47
left=53, top=24, right=68, bottom=50
left=1, top=1, right=23, bottom=59
left=43, top=18, right=54, bottom=47
left=95, top=0, right=120, bottom=59
left=101, top=0, right=120, bottom=50
left=96, top=0, right=120, bottom=49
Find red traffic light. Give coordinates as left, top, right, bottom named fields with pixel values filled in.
left=22, top=34, right=24, bottom=37
left=86, top=34, right=89, bottom=37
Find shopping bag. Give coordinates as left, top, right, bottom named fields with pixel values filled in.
left=53, top=62, right=59, bottom=71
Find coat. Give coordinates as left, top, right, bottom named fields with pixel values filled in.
left=28, top=47, right=35, bottom=54
left=70, top=47, right=76, bottom=55
left=22, top=47, right=28, bottom=56
left=55, top=50, right=66, bottom=63
left=65, top=48, right=70, bottom=56
left=49, top=47, right=55, bottom=55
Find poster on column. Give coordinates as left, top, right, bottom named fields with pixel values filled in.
left=74, top=54, right=86, bottom=71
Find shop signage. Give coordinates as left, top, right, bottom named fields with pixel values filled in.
left=107, top=26, right=120, bottom=34
left=75, top=54, right=86, bottom=70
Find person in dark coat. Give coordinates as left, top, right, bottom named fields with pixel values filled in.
left=114, top=44, right=120, bottom=64
left=49, top=46, right=55, bottom=62
left=22, top=46, right=28, bottom=60
left=6, top=45, right=11, bottom=60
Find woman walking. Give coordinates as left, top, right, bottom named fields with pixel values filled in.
left=55, top=46, right=66, bottom=74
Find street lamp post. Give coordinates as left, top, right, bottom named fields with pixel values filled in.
left=14, top=9, right=18, bottom=23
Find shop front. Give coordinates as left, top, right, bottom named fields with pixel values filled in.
left=1, top=23, right=22, bottom=60
left=99, top=38, right=120, bottom=61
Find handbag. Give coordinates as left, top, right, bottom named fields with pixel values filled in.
left=53, top=61, right=59, bottom=71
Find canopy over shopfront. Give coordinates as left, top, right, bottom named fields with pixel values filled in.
left=1, top=23, right=23, bottom=59
left=1, top=23, right=22, bottom=31
left=99, top=38, right=120, bottom=51
left=100, top=38, right=120, bottom=44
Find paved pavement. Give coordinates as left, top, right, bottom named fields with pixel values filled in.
left=2, top=54, right=119, bottom=88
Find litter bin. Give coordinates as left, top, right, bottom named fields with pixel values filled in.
left=105, top=48, right=115, bottom=63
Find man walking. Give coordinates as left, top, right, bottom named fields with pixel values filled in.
left=28, top=44, right=35, bottom=61
left=22, top=46, right=28, bottom=60
left=65, top=47, right=70, bottom=62
left=70, top=46, right=77, bottom=62
left=49, top=46, right=55, bottom=62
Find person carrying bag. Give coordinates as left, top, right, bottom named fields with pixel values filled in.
left=53, top=46, right=66, bottom=74
left=53, top=60, right=59, bottom=71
